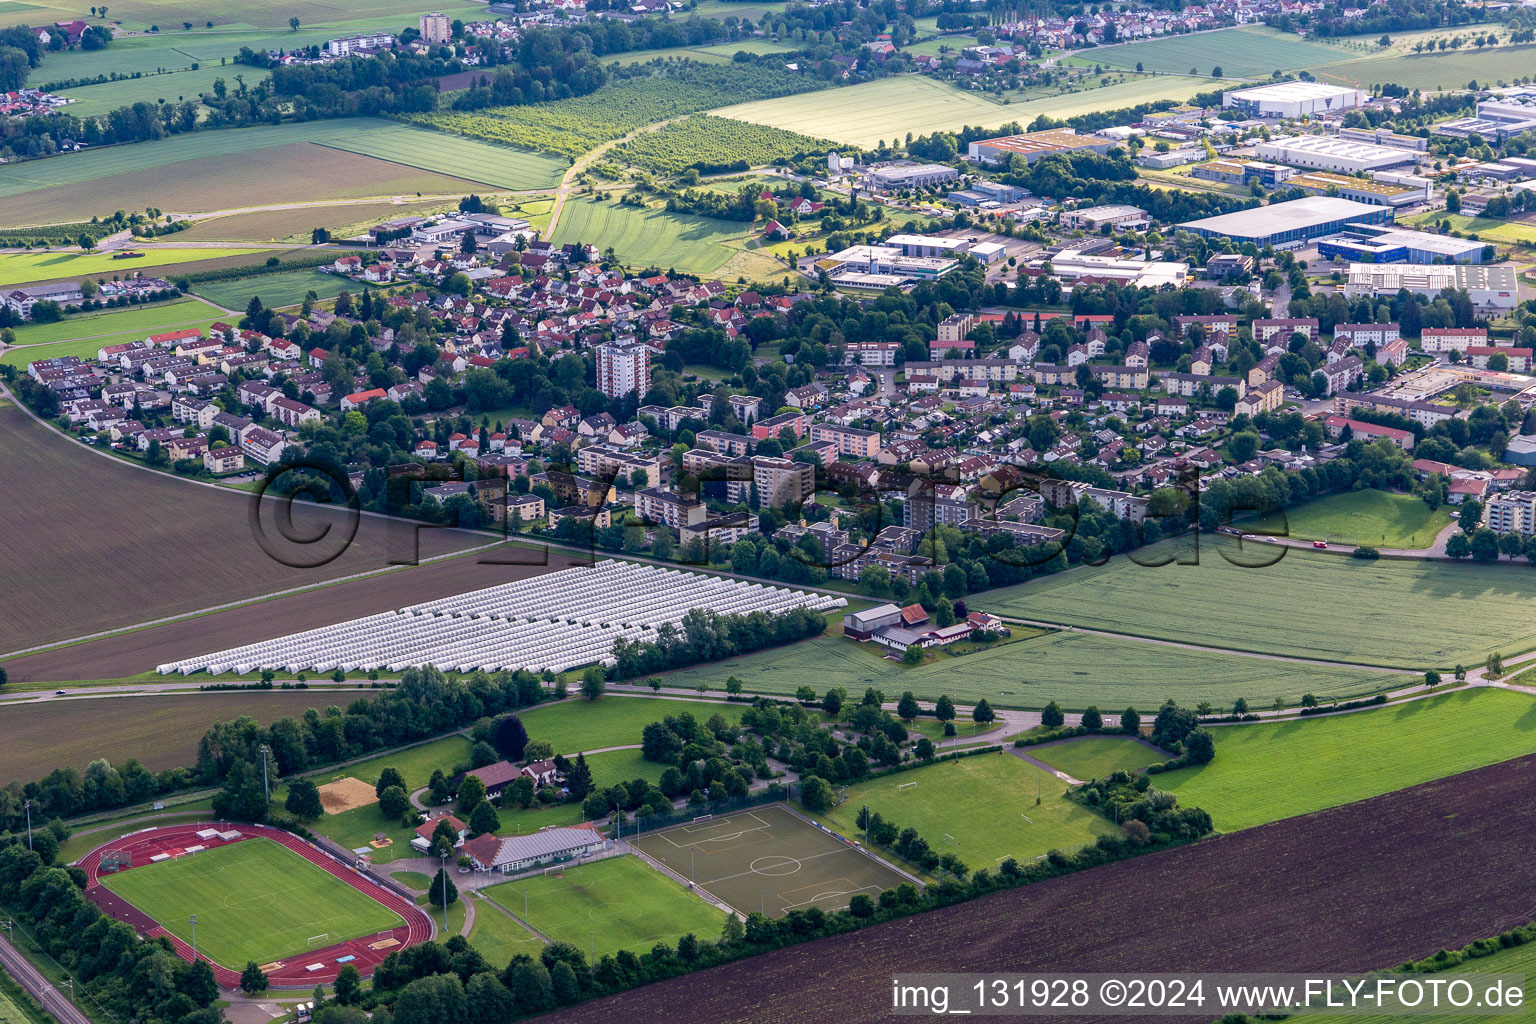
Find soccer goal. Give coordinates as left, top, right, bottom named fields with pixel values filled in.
left=897, top=781, right=917, bottom=792
left=691, top=814, right=714, bottom=825
left=307, top=934, right=330, bottom=950
left=542, top=865, right=565, bottom=878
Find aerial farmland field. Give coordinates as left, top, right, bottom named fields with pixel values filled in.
left=1313, top=43, right=1536, bottom=90
left=548, top=197, right=756, bottom=275
left=0, top=691, right=376, bottom=782
left=190, top=267, right=371, bottom=311
left=658, top=628, right=1403, bottom=709
left=0, top=247, right=260, bottom=288
left=1159, top=688, right=1536, bottom=831
left=978, top=543, right=1536, bottom=668
left=1091, top=26, right=1350, bottom=77
left=550, top=754, right=1536, bottom=1023
left=0, top=402, right=483, bottom=655
left=56, top=64, right=266, bottom=116
left=517, top=696, right=746, bottom=755
left=172, top=198, right=449, bottom=244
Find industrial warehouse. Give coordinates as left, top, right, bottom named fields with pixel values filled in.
left=1178, top=196, right=1394, bottom=248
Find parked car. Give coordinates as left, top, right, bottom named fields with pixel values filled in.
left=1313, top=540, right=1328, bottom=549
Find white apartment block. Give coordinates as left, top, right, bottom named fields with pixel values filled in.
left=595, top=340, right=651, bottom=398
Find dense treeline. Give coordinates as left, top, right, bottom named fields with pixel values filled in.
left=1270, top=0, right=1481, bottom=37
left=609, top=605, right=827, bottom=678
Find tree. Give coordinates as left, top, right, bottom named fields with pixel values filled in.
left=727, top=676, right=745, bottom=695
left=566, top=753, right=594, bottom=800
left=1446, top=531, right=1472, bottom=559
left=1487, top=651, right=1504, bottom=677
left=468, top=799, right=501, bottom=838
left=0, top=666, right=8, bottom=689
left=284, top=778, right=323, bottom=820
left=801, top=774, right=834, bottom=812
left=289, top=16, right=300, bottom=30
left=896, top=691, right=920, bottom=721
left=240, top=962, right=269, bottom=994
left=493, top=715, right=528, bottom=760
left=376, top=766, right=406, bottom=797
left=902, top=645, right=924, bottom=665
left=428, top=867, right=459, bottom=908
left=849, top=893, right=875, bottom=918
left=466, top=972, right=516, bottom=1024
left=1041, top=700, right=1064, bottom=728
left=456, top=775, right=486, bottom=816
left=914, top=737, right=936, bottom=762
left=1460, top=497, right=1483, bottom=532
left=394, top=973, right=466, bottom=1024
left=1424, top=670, right=1441, bottom=688
left=1233, top=697, right=1249, bottom=714
left=1470, top=527, right=1501, bottom=563
left=934, top=695, right=955, bottom=722
left=212, top=758, right=268, bottom=821
left=1081, top=705, right=1103, bottom=729
left=972, top=698, right=995, bottom=723
left=181, top=959, right=219, bottom=1005
left=1120, top=707, right=1141, bottom=734
left=580, top=667, right=605, bottom=701
left=507, top=776, right=535, bottom=809
left=334, top=964, right=361, bottom=1006
left=1182, top=728, right=1216, bottom=765
left=378, top=785, right=410, bottom=818
left=823, top=688, right=844, bottom=716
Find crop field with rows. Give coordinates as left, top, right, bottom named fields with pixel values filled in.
left=613, top=114, right=836, bottom=174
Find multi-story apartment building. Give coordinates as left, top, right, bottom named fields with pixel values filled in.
left=595, top=339, right=651, bottom=398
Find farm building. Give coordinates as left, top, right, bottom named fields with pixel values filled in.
left=1178, top=196, right=1392, bottom=247
left=1222, top=82, right=1365, bottom=119
left=1252, top=136, right=1418, bottom=175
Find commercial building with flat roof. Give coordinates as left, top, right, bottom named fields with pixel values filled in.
left=1285, top=171, right=1427, bottom=207
left=1178, top=196, right=1392, bottom=246
left=1223, top=82, right=1365, bottom=119
left=1344, top=263, right=1517, bottom=312
left=1254, top=135, right=1419, bottom=174
left=1435, top=87, right=1536, bottom=141
left=863, top=162, right=960, bottom=190
left=1317, top=224, right=1489, bottom=264
left=967, top=129, right=1114, bottom=165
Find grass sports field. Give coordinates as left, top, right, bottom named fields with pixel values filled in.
left=1092, top=26, right=1345, bottom=77
left=659, top=629, right=1403, bottom=709
left=0, top=248, right=259, bottom=288
left=189, top=267, right=368, bottom=311
left=978, top=540, right=1536, bottom=669
left=1029, top=737, right=1168, bottom=781
left=465, top=896, right=543, bottom=963
left=710, top=75, right=1226, bottom=148
left=1159, top=689, right=1536, bottom=831
left=518, top=696, right=745, bottom=755
left=810, top=752, right=1111, bottom=871
left=548, top=198, right=754, bottom=276
left=633, top=803, right=908, bottom=917
left=483, top=855, right=727, bottom=958
left=98, top=838, right=402, bottom=967
left=1249, top=490, right=1452, bottom=549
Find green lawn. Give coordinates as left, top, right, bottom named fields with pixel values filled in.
left=0, top=248, right=259, bottom=288
left=98, top=837, right=402, bottom=967
left=1, top=299, right=227, bottom=367
left=978, top=539, right=1536, bottom=669
left=518, top=697, right=745, bottom=756
left=59, top=64, right=266, bottom=116
left=1300, top=938, right=1536, bottom=1024
left=657, top=629, right=1405, bottom=710
left=1159, top=688, right=1536, bottom=831
left=1248, top=490, right=1452, bottom=549
left=482, top=855, right=727, bottom=959
left=190, top=267, right=370, bottom=311
left=547, top=197, right=753, bottom=276
left=808, top=751, right=1113, bottom=871
left=1312, top=42, right=1536, bottom=92
left=300, top=735, right=472, bottom=795
left=466, top=895, right=544, bottom=964
left=1028, top=737, right=1167, bottom=781
left=389, top=870, right=431, bottom=890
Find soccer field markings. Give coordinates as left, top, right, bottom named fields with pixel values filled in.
left=747, top=855, right=801, bottom=876
left=778, top=878, right=885, bottom=912
left=690, top=844, right=870, bottom=888
left=651, top=811, right=776, bottom=849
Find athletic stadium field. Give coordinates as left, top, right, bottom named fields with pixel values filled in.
left=79, top=824, right=430, bottom=989
left=631, top=803, right=910, bottom=917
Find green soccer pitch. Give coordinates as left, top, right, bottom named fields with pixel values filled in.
left=98, top=838, right=403, bottom=968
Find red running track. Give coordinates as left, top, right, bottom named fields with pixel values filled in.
left=79, top=823, right=432, bottom=990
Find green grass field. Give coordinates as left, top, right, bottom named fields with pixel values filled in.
left=1029, top=737, right=1168, bottom=780
left=658, top=629, right=1404, bottom=709
left=314, top=122, right=566, bottom=190
left=0, top=298, right=227, bottom=367
left=548, top=197, right=753, bottom=275
left=1092, top=26, right=1347, bottom=77
left=710, top=74, right=1226, bottom=148
left=518, top=696, right=745, bottom=755
left=1249, top=491, right=1453, bottom=549
left=389, top=870, right=431, bottom=890
left=1159, top=688, right=1536, bottom=831
left=809, top=751, right=1113, bottom=871
left=465, top=895, right=543, bottom=963
left=978, top=540, right=1536, bottom=669
left=0, top=967, right=50, bottom=1024
left=482, top=855, right=727, bottom=959
left=1300, top=939, right=1536, bottom=1024
left=58, top=64, right=267, bottom=115
left=0, top=247, right=259, bottom=288
left=189, top=268, right=366, bottom=311
left=98, top=837, right=403, bottom=967
left=1314, top=43, right=1536, bottom=91
left=1403, top=211, right=1536, bottom=246
left=303, top=735, right=473, bottom=795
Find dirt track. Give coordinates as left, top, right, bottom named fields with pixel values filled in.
left=5, top=546, right=591, bottom=681
left=543, top=754, right=1536, bottom=1024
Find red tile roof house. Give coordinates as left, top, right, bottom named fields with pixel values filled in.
left=410, top=813, right=468, bottom=853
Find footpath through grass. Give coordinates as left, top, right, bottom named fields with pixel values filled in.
left=98, top=837, right=403, bottom=967
left=482, top=855, right=726, bottom=959
left=1159, top=688, right=1536, bottom=831
left=808, top=750, right=1112, bottom=871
